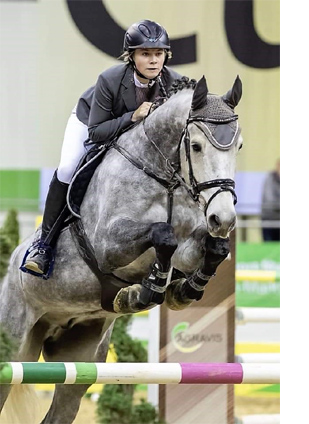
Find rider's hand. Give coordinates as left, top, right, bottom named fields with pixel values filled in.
left=131, top=102, right=152, bottom=122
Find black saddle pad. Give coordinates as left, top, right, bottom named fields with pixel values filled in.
left=67, top=145, right=108, bottom=217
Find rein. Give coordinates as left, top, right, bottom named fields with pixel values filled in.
left=112, top=142, right=180, bottom=224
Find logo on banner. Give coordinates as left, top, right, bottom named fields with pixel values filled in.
left=172, top=322, right=223, bottom=353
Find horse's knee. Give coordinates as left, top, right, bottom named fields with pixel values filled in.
left=205, top=235, right=230, bottom=256
left=150, top=222, right=178, bottom=256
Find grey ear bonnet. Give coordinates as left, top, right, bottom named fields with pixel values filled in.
left=190, top=95, right=240, bottom=150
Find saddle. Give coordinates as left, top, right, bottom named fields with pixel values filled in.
left=67, top=121, right=137, bottom=216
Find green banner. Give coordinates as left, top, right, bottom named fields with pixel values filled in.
left=236, top=243, right=280, bottom=307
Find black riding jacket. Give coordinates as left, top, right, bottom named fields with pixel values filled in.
left=76, top=63, right=182, bottom=144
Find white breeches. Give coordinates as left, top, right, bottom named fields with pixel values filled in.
left=57, top=112, right=91, bottom=184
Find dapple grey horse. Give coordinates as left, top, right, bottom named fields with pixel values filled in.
left=0, top=76, right=242, bottom=423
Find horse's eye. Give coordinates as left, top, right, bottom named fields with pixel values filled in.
left=238, top=143, right=243, bottom=151
left=192, top=143, right=202, bottom=152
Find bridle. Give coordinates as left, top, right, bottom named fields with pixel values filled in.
left=180, top=114, right=238, bottom=211
left=112, top=110, right=239, bottom=223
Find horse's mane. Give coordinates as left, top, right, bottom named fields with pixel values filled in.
left=167, top=76, right=197, bottom=97
left=150, top=76, right=197, bottom=112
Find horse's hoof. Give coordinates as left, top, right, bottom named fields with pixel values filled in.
left=113, top=284, right=145, bottom=314
left=165, top=280, right=193, bottom=311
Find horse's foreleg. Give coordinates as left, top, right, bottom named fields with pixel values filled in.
left=113, top=222, right=178, bottom=313
left=139, top=222, right=178, bottom=306
left=165, top=235, right=230, bottom=310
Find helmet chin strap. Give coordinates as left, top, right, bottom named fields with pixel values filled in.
left=131, top=60, right=159, bottom=84
left=131, top=60, right=167, bottom=97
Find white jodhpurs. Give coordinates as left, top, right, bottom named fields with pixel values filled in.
left=57, top=111, right=91, bottom=184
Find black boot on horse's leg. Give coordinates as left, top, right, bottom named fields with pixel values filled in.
left=184, top=235, right=230, bottom=300
left=166, top=235, right=230, bottom=310
left=139, top=261, right=170, bottom=307
left=20, top=171, right=69, bottom=278
left=113, top=223, right=178, bottom=314
left=138, top=222, right=178, bottom=308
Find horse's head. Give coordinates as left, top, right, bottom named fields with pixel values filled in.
left=179, top=75, right=243, bottom=238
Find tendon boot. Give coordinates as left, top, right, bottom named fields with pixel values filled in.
left=139, top=263, right=169, bottom=307
left=20, top=171, right=69, bottom=278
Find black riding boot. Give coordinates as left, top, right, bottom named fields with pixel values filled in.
left=22, top=171, right=69, bottom=277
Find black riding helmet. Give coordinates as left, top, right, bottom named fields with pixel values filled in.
left=123, top=20, right=170, bottom=51
left=124, top=20, right=171, bottom=83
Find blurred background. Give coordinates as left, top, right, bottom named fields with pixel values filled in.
left=0, top=0, right=279, bottom=243
left=0, top=1, right=280, bottom=423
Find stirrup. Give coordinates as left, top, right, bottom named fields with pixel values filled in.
left=20, top=242, right=55, bottom=280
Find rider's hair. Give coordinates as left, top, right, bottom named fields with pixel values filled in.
left=119, top=49, right=172, bottom=63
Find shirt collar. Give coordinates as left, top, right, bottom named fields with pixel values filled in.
left=134, top=72, right=155, bottom=88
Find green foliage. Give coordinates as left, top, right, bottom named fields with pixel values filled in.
left=130, top=399, right=166, bottom=424
left=96, top=385, right=133, bottom=424
left=0, top=210, right=19, bottom=368
left=2, top=209, right=19, bottom=248
left=0, top=325, right=17, bottom=370
left=96, top=315, right=165, bottom=424
left=0, top=209, right=20, bottom=278
left=110, top=315, right=147, bottom=363
left=0, top=232, right=11, bottom=278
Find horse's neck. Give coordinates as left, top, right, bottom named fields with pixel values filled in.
left=144, top=91, right=193, bottom=156
left=80, top=92, right=193, bottom=235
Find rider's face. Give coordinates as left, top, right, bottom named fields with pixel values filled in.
left=133, top=48, right=165, bottom=82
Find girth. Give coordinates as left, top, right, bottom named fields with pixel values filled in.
left=70, top=219, right=132, bottom=312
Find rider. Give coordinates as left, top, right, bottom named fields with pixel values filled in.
left=21, top=19, right=182, bottom=278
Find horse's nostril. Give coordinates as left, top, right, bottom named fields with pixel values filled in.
left=209, top=214, right=221, bottom=228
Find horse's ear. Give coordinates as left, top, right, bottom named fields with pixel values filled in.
left=191, top=76, right=208, bottom=110
left=222, top=75, right=242, bottom=108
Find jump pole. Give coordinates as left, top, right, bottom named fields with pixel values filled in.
left=236, top=307, right=280, bottom=324
left=235, top=270, right=280, bottom=282
left=0, top=362, right=280, bottom=385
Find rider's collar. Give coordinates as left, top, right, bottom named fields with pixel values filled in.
left=134, top=72, right=155, bottom=88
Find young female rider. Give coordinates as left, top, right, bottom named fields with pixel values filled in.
left=21, top=20, right=182, bottom=278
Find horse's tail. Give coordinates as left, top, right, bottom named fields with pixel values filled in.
left=0, top=385, right=40, bottom=424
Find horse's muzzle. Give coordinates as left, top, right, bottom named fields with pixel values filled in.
left=207, top=212, right=236, bottom=238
